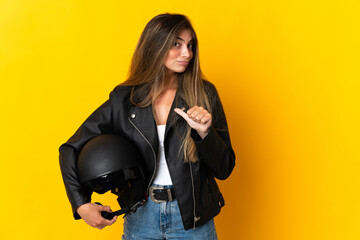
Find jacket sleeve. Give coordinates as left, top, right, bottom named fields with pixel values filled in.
left=190, top=82, right=235, bottom=180
left=59, top=89, right=116, bottom=219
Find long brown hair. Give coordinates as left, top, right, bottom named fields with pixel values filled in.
left=121, top=13, right=210, bottom=163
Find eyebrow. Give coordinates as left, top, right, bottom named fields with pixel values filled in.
left=176, top=37, right=194, bottom=43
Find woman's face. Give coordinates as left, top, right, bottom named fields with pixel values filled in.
left=163, top=29, right=194, bottom=74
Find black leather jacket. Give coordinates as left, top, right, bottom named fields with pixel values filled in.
left=59, top=80, right=235, bottom=230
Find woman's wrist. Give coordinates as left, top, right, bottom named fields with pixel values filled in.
left=197, top=130, right=209, bottom=139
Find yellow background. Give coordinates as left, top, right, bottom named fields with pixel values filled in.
left=0, top=0, right=359, bottom=239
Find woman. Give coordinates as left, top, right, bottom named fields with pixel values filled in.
left=59, top=13, right=235, bottom=239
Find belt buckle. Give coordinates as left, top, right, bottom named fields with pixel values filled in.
left=149, top=185, right=166, bottom=203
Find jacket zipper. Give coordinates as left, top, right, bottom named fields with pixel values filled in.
left=189, top=162, right=200, bottom=228
left=128, top=117, right=157, bottom=194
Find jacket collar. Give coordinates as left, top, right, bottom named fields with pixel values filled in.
left=128, top=87, right=188, bottom=152
left=165, top=90, right=188, bottom=138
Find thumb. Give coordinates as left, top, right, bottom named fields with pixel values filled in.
left=101, top=205, right=112, bottom=213
left=174, top=108, right=191, bottom=122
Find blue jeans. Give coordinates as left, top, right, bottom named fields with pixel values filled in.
left=122, top=185, right=218, bottom=240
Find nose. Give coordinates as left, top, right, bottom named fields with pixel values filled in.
left=181, top=46, right=191, bottom=58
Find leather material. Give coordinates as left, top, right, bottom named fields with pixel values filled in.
left=59, top=80, right=235, bottom=230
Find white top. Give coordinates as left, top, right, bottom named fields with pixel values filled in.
left=152, top=125, right=173, bottom=185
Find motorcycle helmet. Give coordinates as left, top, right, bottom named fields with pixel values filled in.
left=77, top=134, right=147, bottom=218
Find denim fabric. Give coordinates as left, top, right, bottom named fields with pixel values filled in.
left=122, top=185, right=218, bottom=240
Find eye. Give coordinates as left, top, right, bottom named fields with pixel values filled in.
left=174, top=42, right=181, bottom=47
left=188, top=43, right=193, bottom=49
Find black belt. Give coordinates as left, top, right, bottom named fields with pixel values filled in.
left=149, top=185, right=176, bottom=203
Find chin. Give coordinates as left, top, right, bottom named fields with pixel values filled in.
left=176, top=67, right=188, bottom=73
left=166, top=66, right=188, bottom=74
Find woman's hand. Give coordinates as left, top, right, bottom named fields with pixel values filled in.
left=76, top=203, right=118, bottom=229
left=174, top=106, right=212, bottom=139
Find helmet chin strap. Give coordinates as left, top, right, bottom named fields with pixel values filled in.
left=95, top=198, right=147, bottom=220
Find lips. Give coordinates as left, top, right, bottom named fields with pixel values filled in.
left=177, top=60, right=189, bottom=66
